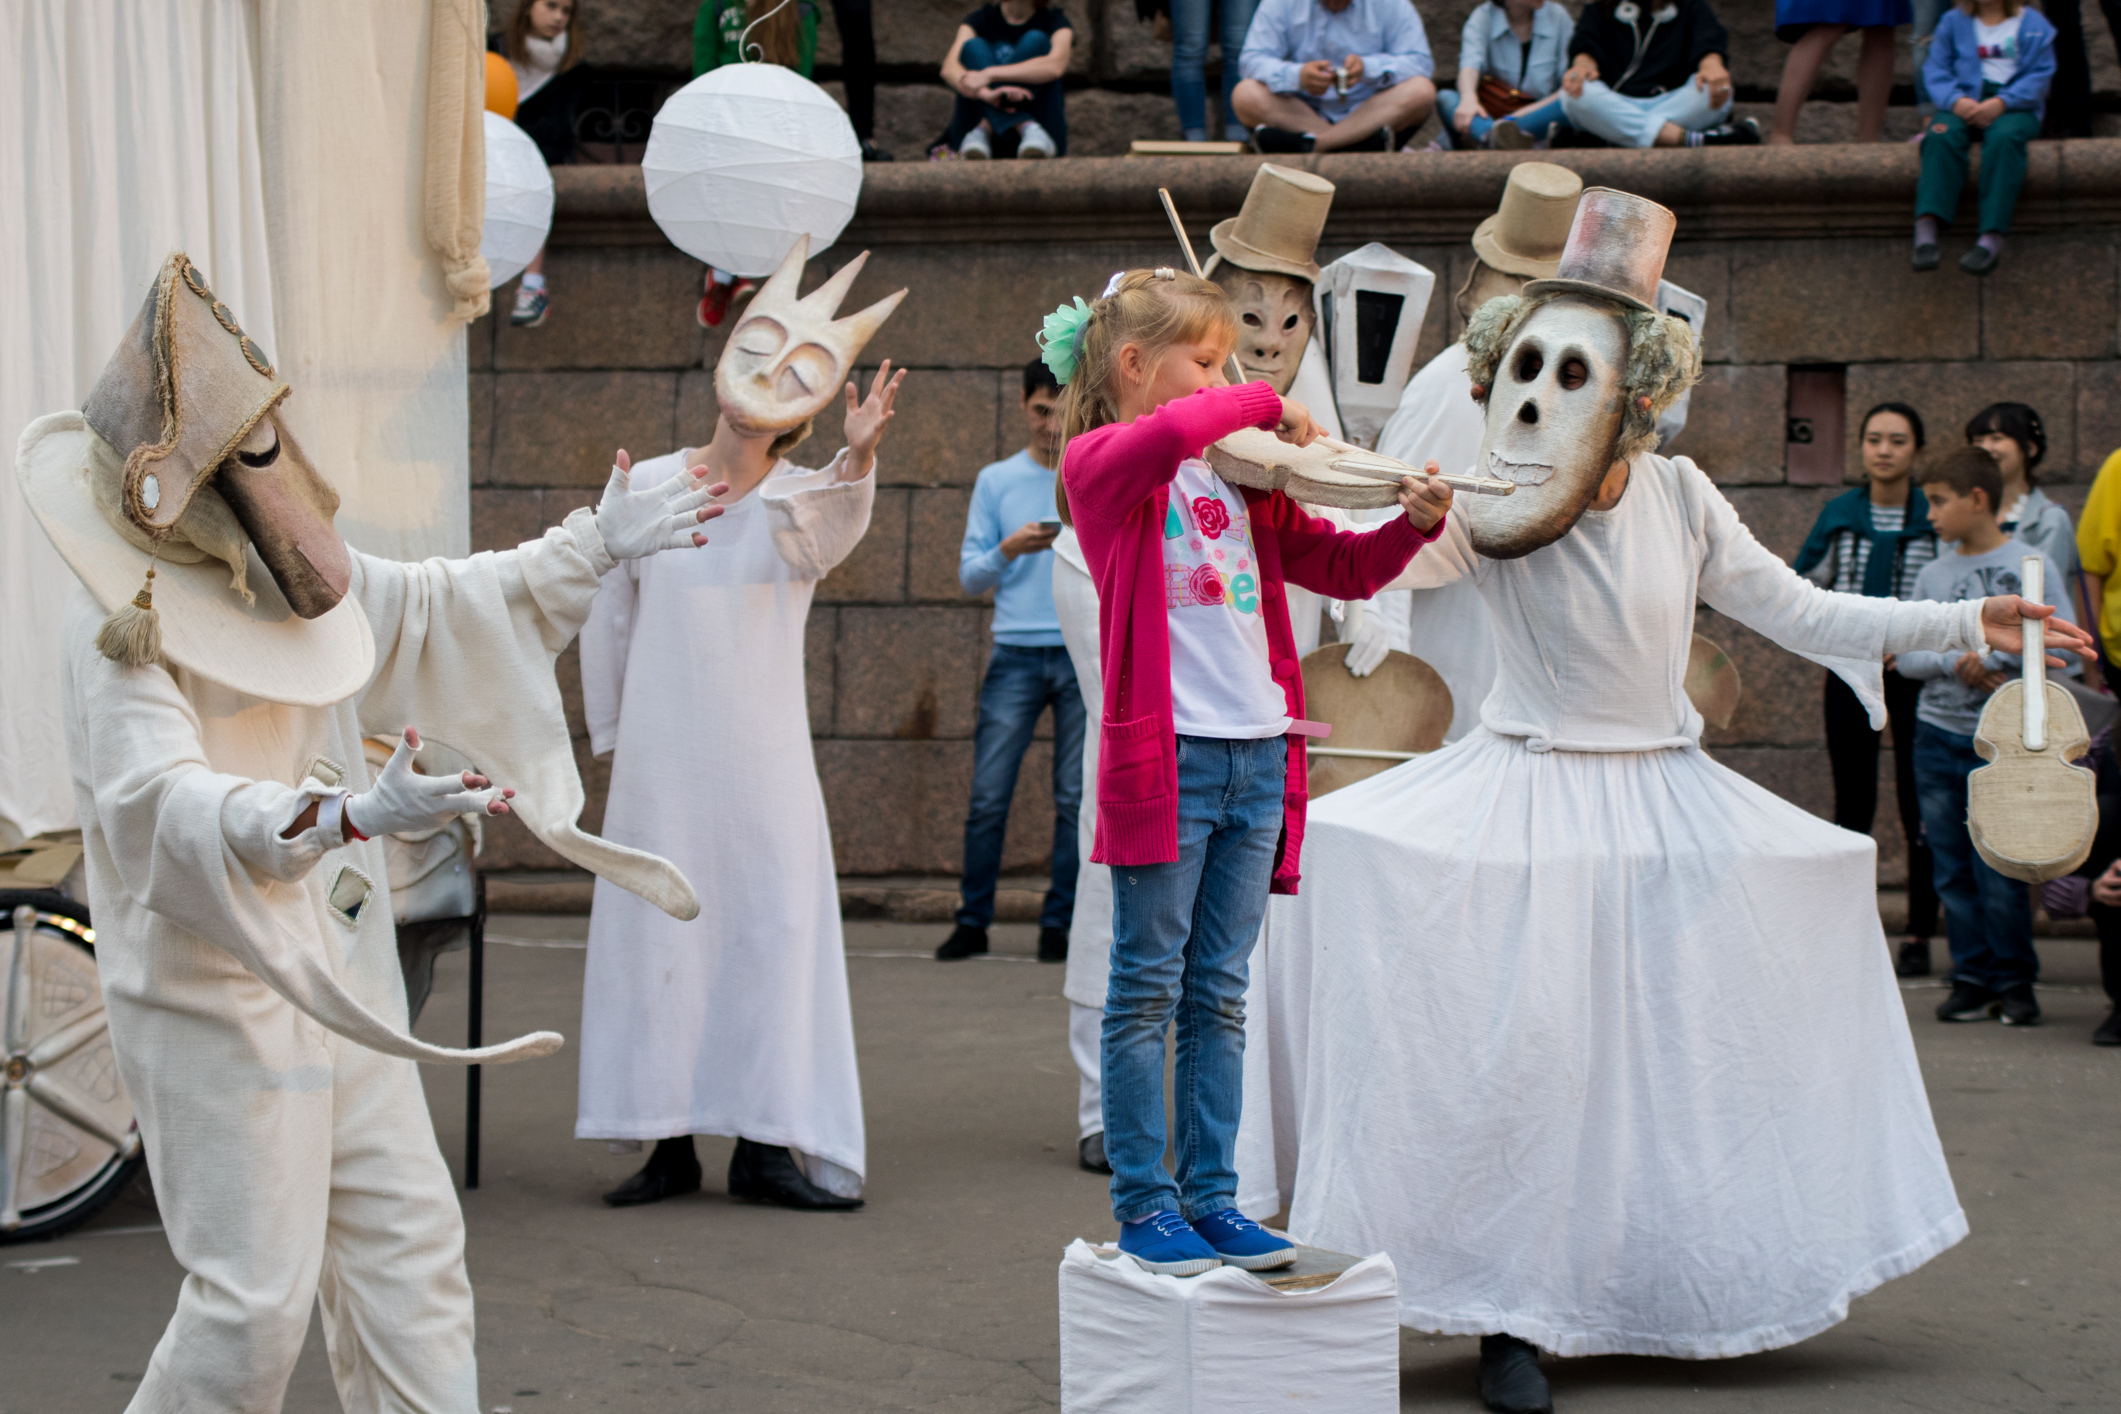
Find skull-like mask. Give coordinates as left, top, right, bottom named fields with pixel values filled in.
left=715, top=234, right=906, bottom=436
left=1463, top=295, right=1629, bottom=559
left=1214, top=268, right=1315, bottom=395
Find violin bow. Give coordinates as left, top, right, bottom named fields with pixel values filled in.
left=1156, top=188, right=1250, bottom=389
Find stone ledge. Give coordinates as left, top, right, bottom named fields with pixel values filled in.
left=553, top=140, right=2121, bottom=248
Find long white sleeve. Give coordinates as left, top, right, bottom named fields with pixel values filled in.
left=763, top=450, right=876, bottom=580
left=581, top=559, right=639, bottom=757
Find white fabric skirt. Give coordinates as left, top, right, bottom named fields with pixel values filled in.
left=1235, top=729, right=1967, bottom=1358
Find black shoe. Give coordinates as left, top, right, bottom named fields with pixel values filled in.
left=1079, top=1131, right=1112, bottom=1174
left=1251, top=125, right=1316, bottom=155
left=602, top=1136, right=702, bottom=1207
left=859, top=140, right=894, bottom=162
left=2094, top=1008, right=2121, bottom=1046
left=1039, top=925, right=1069, bottom=963
left=1696, top=117, right=1762, bottom=146
left=1895, top=938, right=1933, bottom=977
left=728, top=1138, right=864, bottom=1210
left=1339, top=125, right=1391, bottom=153
left=1937, top=981, right=2001, bottom=1022
left=1478, top=1334, right=1553, bottom=1414
left=936, top=923, right=989, bottom=960
left=1998, top=982, right=2041, bottom=1026
left=1960, top=242, right=2000, bottom=275
left=1913, top=242, right=1941, bottom=271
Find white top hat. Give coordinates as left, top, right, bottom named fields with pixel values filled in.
left=1522, top=188, right=1676, bottom=313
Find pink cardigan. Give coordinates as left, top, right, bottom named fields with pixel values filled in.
left=1062, top=382, right=1439, bottom=893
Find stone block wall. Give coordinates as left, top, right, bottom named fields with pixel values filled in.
left=470, top=147, right=2121, bottom=889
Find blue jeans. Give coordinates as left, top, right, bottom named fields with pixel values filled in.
left=959, top=32, right=1056, bottom=136
left=1170, top=0, right=1260, bottom=138
left=1560, top=78, right=1731, bottom=148
left=1103, top=733, right=1286, bottom=1222
left=1913, top=719, right=2038, bottom=992
left=957, top=644, right=1084, bottom=931
left=1436, top=88, right=1570, bottom=143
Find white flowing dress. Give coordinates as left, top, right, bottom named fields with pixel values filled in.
left=1234, top=452, right=1978, bottom=1358
left=577, top=450, right=872, bottom=1196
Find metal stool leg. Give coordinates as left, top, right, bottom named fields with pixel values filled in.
left=466, top=872, right=485, bottom=1189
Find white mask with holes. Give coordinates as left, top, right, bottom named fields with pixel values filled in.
left=1214, top=269, right=1316, bottom=396
left=1465, top=296, right=1630, bottom=559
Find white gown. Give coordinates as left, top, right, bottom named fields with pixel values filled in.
left=578, top=449, right=871, bottom=1196
left=1234, top=453, right=1978, bottom=1358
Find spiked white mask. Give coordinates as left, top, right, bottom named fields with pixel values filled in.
left=1464, top=295, right=1629, bottom=559
left=715, top=234, right=906, bottom=435
left=1214, top=268, right=1315, bottom=395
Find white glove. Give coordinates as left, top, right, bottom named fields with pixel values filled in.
left=594, top=453, right=720, bottom=561
left=343, top=729, right=510, bottom=841
left=1341, top=599, right=1390, bottom=678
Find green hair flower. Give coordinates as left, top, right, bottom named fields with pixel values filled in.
left=1038, top=296, right=1094, bottom=387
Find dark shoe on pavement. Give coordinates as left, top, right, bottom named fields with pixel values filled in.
left=1079, top=1131, right=1112, bottom=1174
left=1478, top=1334, right=1553, bottom=1414
left=1913, top=242, right=1941, bottom=272
left=1937, top=981, right=2001, bottom=1022
left=1960, top=243, right=2000, bottom=275
left=2094, top=1008, right=2121, bottom=1046
left=936, top=923, right=989, bottom=960
left=1251, top=125, right=1316, bottom=155
left=1998, top=982, right=2041, bottom=1026
left=1895, top=938, right=1933, bottom=977
left=602, top=1135, right=702, bottom=1207
left=728, top=1138, right=864, bottom=1210
left=1039, top=925, right=1069, bottom=963
left=1697, top=117, right=1762, bottom=146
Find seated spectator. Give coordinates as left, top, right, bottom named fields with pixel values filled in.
left=1912, top=0, right=2055, bottom=275
left=1436, top=0, right=1575, bottom=149
left=1768, top=0, right=1903, bottom=145
left=1559, top=0, right=1761, bottom=148
left=693, top=0, right=821, bottom=326
left=938, top=0, right=1073, bottom=159
left=1233, top=0, right=1437, bottom=154
left=494, top=0, right=587, bottom=328
left=1171, top=0, right=1261, bottom=143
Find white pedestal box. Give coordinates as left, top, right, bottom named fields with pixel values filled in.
left=1057, top=1239, right=1400, bottom=1413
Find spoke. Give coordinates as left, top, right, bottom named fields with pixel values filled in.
left=26, top=1072, right=138, bottom=1155
left=6, top=906, right=33, bottom=1056
left=26, top=1008, right=107, bottom=1069
left=0, top=1086, right=25, bottom=1231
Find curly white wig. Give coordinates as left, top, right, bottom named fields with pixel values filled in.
left=1463, top=292, right=1703, bottom=463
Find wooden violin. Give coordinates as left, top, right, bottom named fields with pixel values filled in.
left=1967, top=556, right=2097, bottom=883
left=1205, top=428, right=1515, bottom=511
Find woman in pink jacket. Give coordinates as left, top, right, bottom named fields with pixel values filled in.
left=1048, top=267, right=1449, bottom=1276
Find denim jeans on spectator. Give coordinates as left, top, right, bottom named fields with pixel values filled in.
left=957, top=644, right=1085, bottom=931
left=1913, top=719, right=2038, bottom=992
left=1102, top=733, right=1286, bottom=1223
left=960, top=32, right=1053, bottom=134
left=1437, top=88, right=1571, bottom=143
left=1171, top=0, right=1260, bottom=139
left=1560, top=78, right=1731, bottom=147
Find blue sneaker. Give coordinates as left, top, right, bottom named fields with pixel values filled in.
left=1189, top=1208, right=1297, bottom=1270
left=1118, top=1210, right=1222, bottom=1276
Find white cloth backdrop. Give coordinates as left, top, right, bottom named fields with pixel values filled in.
left=1, top=0, right=472, bottom=846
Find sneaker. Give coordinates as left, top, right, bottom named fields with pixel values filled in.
left=859, top=139, right=894, bottom=162
left=1017, top=119, right=1056, bottom=158
left=1960, top=243, right=2001, bottom=275
left=1913, top=242, right=1941, bottom=272
left=935, top=923, right=988, bottom=960
left=959, top=125, right=992, bottom=160
left=1189, top=1208, right=1297, bottom=1271
left=1477, top=1334, right=1553, bottom=1414
left=696, top=278, right=754, bottom=329
left=1038, top=925, right=1069, bottom=963
left=1895, top=938, right=1933, bottom=977
left=2094, top=1008, right=2121, bottom=1046
left=1251, top=124, right=1316, bottom=155
left=1937, top=981, right=2001, bottom=1022
left=1079, top=1131, right=1112, bottom=1173
left=1490, top=118, right=1535, bottom=150
left=1998, top=982, right=2041, bottom=1026
left=1696, top=117, right=1762, bottom=146
left=1118, top=1210, right=1222, bottom=1276
left=510, top=283, right=549, bottom=328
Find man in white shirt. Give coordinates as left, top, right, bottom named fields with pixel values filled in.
left=1233, top=0, right=1437, bottom=153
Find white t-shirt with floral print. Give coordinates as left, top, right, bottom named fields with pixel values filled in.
left=1163, top=459, right=1291, bottom=739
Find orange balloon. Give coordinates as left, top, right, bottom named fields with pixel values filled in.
left=484, top=51, right=518, bottom=119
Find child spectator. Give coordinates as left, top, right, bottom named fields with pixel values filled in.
left=1767, top=0, right=1904, bottom=144
left=1901, top=445, right=2078, bottom=1029
left=1912, top=0, right=2055, bottom=275
left=1171, top=0, right=1262, bottom=143
left=1795, top=402, right=1942, bottom=977
left=2074, top=445, right=2121, bottom=690
left=1559, top=0, right=1761, bottom=147
left=691, top=0, right=821, bottom=326
left=1436, top=0, right=1575, bottom=149
left=938, top=0, right=1073, bottom=159
left=1233, top=0, right=1437, bottom=154
left=1968, top=402, right=2076, bottom=586
left=495, top=0, right=585, bottom=328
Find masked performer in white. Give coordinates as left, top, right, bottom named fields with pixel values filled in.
left=1232, top=193, right=2096, bottom=1414
left=13, top=253, right=721, bottom=1412
left=578, top=237, right=906, bottom=1210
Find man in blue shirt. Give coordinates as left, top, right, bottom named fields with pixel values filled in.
left=937, top=359, right=1084, bottom=964
left=1234, top=0, right=1437, bottom=153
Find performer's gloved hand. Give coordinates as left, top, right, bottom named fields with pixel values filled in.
left=1341, top=599, right=1390, bottom=678
left=342, top=728, right=512, bottom=842
left=594, top=449, right=729, bottom=560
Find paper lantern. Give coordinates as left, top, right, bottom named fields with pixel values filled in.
left=481, top=111, right=554, bottom=290
left=643, top=64, right=863, bottom=279
left=484, top=51, right=518, bottom=119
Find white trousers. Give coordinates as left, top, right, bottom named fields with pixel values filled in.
left=1560, top=78, right=1732, bottom=148
left=105, top=932, right=474, bottom=1413
left=1070, top=1000, right=1105, bottom=1138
